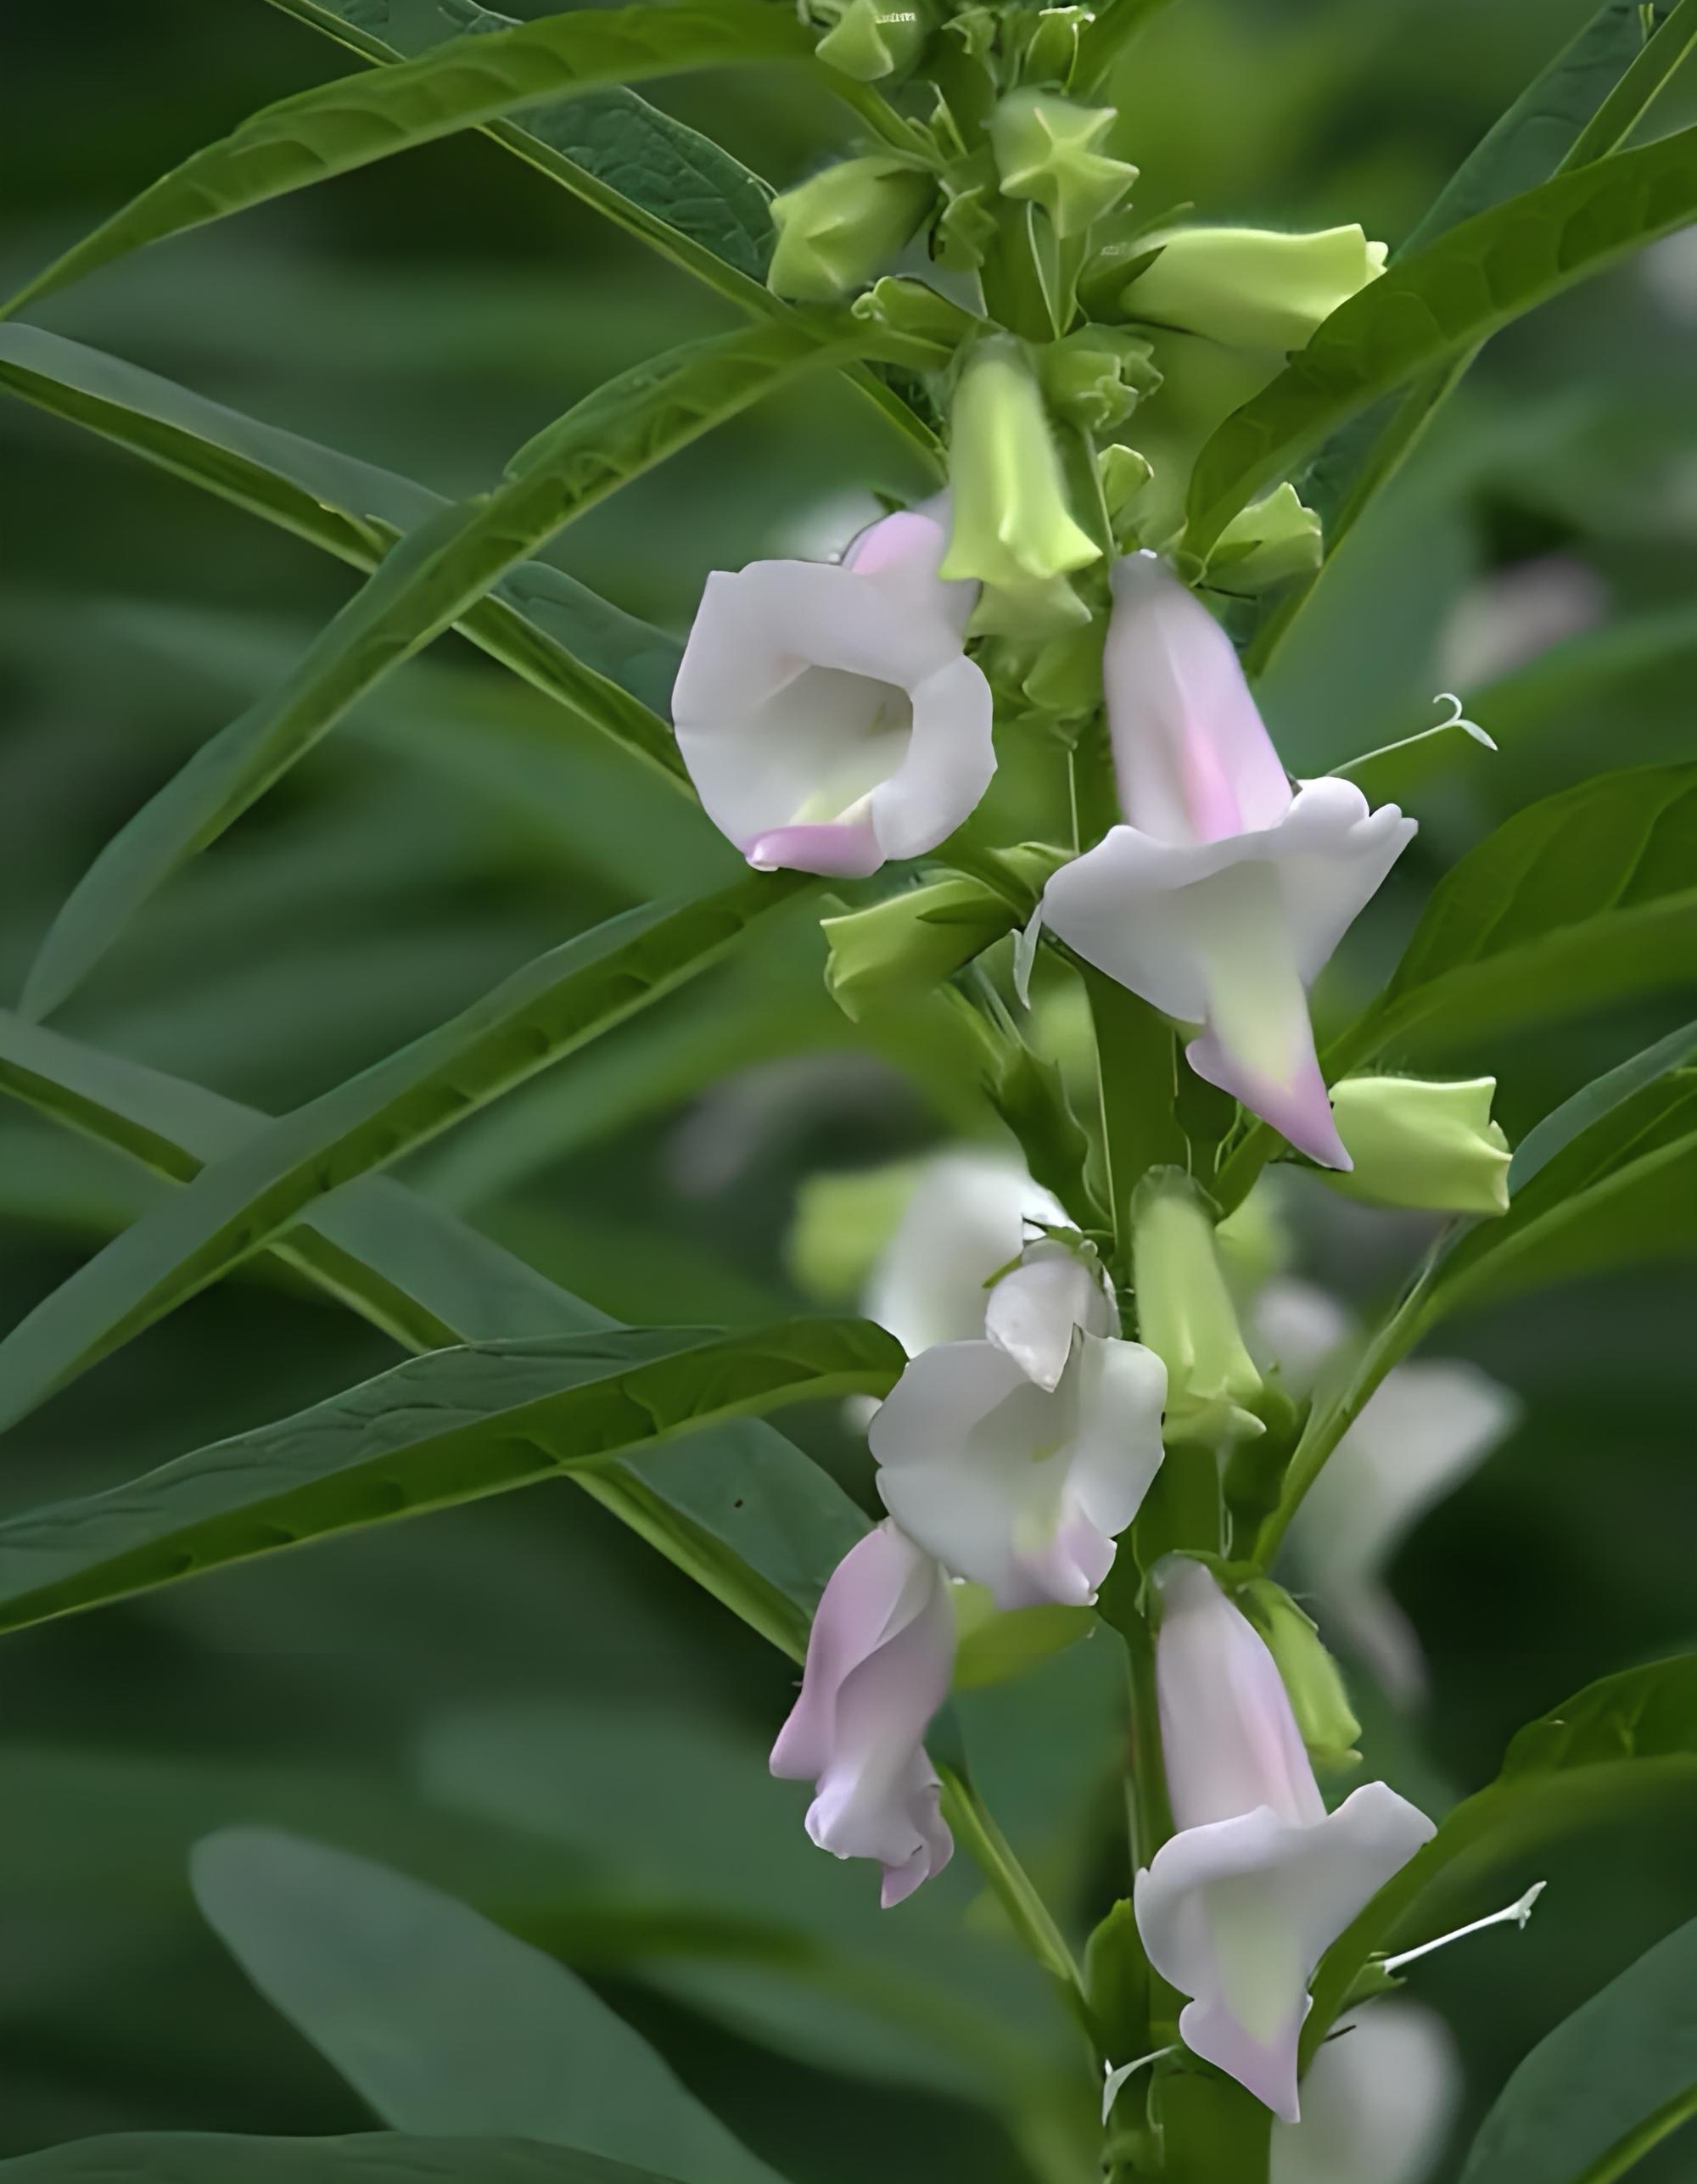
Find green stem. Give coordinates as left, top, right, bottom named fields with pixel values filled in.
left=1572, top=2083, right=1697, bottom=2184
left=1154, top=2067, right=1273, bottom=2184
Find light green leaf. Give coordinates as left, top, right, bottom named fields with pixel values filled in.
left=192, top=1828, right=782, bottom=2184
left=1334, top=763, right=1697, bottom=1066
left=2, top=1, right=815, bottom=318
left=1306, top=1655, right=1697, bottom=2064
left=1457, top=1914, right=1697, bottom=2184
left=0, top=1008, right=867, bottom=1657
left=0, top=2136, right=684, bottom=2184
left=0, top=1317, right=899, bottom=1636
left=0, top=874, right=809, bottom=1436
left=21, top=318, right=854, bottom=1020
left=1185, top=120, right=1697, bottom=559
left=0, top=322, right=686, bottom=750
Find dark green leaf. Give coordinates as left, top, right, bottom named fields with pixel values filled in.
left=1185, top=120, right=1697, bottom=559
left=2, top=2, right=815, bottom=317
left=0, top=875, right=810, bottom=1436
left=0, top=2136, right=687, bottom=2184
left=1457, top=1914, right=1697, bottom=2184
left=1509, top=1019, right=1697, bottom=1190
left=193, top=1829, right=782, bottom=2184
left=1307, top=1655, right=1697, bottom=2064
left=0, top=1316, right=899, bottom=1635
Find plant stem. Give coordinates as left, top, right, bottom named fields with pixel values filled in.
left=937, top=1762, right=1092, bottom=2030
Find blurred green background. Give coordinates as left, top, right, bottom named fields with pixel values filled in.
left=2, top=2, right=1695, bottom=2177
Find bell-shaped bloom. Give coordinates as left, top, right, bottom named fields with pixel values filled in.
left=770, top=1519, right=955, bottom=1907
left=1270, top=2001, right=1460, bottom=2184
left=1326, top=1075, right=1512, bottom=1216
left=1133, top=1559, right=1434, bottom=2122
left=864, top=1149, right=1066, bottom=1358
left=1252, top=1279, right=1519, bottom=1701
left=871, top=1332, right=1166, bottom=1609
left=1041, top=556, right=1415, bottom=1166
left=1120, top=224, right=1386, bottom=351
left=673, top=509, right=995, bottom=877
left=983, top=1235, right=1117, bottom=1391
left=1132, top=1168, right=1265, bottom=1444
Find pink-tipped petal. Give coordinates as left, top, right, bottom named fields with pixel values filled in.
left=745, top=815, right=884, bottom=876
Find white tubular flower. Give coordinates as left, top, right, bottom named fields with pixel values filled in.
left=1133, top=1560, right=1434, bottom=2122
left=1255, top=1279, right=1520, bottom=1702
left=770, top=1519, right=955, bottom=1907
left=865, top=1150, right=1066, bottom=1358
left=1041, top=556, right=1415, bottom=1168
left=672, top=509, right=995, bottom=877
left=1270, top=2002, right=1461, bottom=2184
left=870, top=1334, right=1167, bottom=1610
left=983, top=1236, right=1117, bottom=1392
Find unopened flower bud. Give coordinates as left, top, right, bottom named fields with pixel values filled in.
left=815, top=0, right=927, bottom=81
left=822, top=848, right=1061, bottom=1020
left=941, top=337, right=1101, bottom=636
left=1120, top=223, right=1386, bottom=351
left=1238, top=1579, right=1362, bottom=1774
left=1098, top=443, right=1153, bottom=526
left=990, top=92, right=1139, bottom=239
left=1207, top=483, right=1321, bottom=592
left=1012, top=6, right=1094, bottom=87
left=768, top=157, right=937, bottom=303
left=1326, top=1075, right=1512, bottom=1216
left=852, top=274, right=978, bottom=352
left=1040, top=326, right=1162, bottom=435
left=1131, top=1169, right=1264, bottom=1446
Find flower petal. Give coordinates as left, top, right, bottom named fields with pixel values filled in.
left=865, top=1151, right=1064, bottom=1357
left=984, top=1239, right=1116, bottom=1390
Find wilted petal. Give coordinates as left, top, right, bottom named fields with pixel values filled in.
left=771, top=1520, right=955, bottom=1905
left=865, top=1150, right=1065, bottom=1357
left=674, top=510, right=994, bottom=876
left=984, top=1237, right=1116, bottom=1390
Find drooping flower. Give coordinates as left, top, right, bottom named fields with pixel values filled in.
left=863, top=1149, right=1067, bottom=1358
left=1133, top=1558, right=1434, bottom=2121
left=870, top=1329, right=1166, bottom=1609
left=770, top=1519, right=955, bottom=1907
left=1269, top=2000, right=1460, bottom=2184
left=673, top=509, right=994, bottom=877
left=1042, top=555, right=1415, bottom=1165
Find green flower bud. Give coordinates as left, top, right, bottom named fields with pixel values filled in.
left=1131, top=1168, right=1264, bottom=1446
left=942, top=337, right=1101, bottom=636
left=851, top=274, right=978, bottom=352
left=933, top=176, right=1000, bottom=272
left=1098, top=443, right=1154, bottom=546
left=1012, top=6, right=1094, bottom=87
left=822, top=854, right=1061, bottom=1021
left=1325, top=1075, right=1513, bottom=1216
left=786, top=1159, right=921, bottom=1301
left=815, top=0, right=927, bottom=81
left=1040, top=326, right=1162, bottom=435
left=1207, top=482, right=1322, bottom=592
left=990, top=91, right=1138, bottom=239
left=767, top=158, right=937, bottom=303
left=1238, top=1579, right=1362, bottom=1773
left=1119, top=223, right=1387, bottom=351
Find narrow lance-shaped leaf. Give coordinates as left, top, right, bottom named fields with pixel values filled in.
left=0, top=2138, right=692, bottom=2184
left=1185, top=118, right=1697, bottom=559
left=1305, top=1654, right=1697, bottom=2064
left=22, top=316, right=864, bottom=1020
left=0, top=1008, right=868, bottom=1659
left=0, top=325, right=686, bottom=776
left=1, top=0, right=816, bottom=317
left=0, top=1318, right=902, bottom=1636
left=0, top=873, right=810, bottom=1436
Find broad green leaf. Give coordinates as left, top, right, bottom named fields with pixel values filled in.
left=0, top=2136, right=683, bottom=2184
left=22, top=318, right=854, bottom=1020
left=192, top=1829, right=781, bottom=2184
left=0, top=1009, right=867, bottom=1657
left=0, top=322, right=686, bottom=757
left=1456, top=1914, right=1697, bottom=2184
left=1185, top=120, right=1697, bottom=559
left=1306, top=1655, right=1697, bottom=2063
left=0, top=1317, right=899, bottom=1635
left=1333, top=764, right=1697, bottom=1066
left=2, top=2, right=815, bottom=318
left=0, top=875, right=809, bottom=1436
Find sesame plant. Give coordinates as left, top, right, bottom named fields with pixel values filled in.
left=3, top=4, right=1697, bottom=2184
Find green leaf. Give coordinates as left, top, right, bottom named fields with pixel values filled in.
left=21, top=317, right=857, bottom=1020
left=0, top=323, right=686, bottom=750
left=0, top=1008, right=867, bottom=1658
left=1185, top=120, right=1697, bottom=559
left=264, top=0, right=776, bottom=297
left=1306, top=1655, right=1697, bottom=2065
left=1, top=1, right=815, bottom=318
left=0, top=1316, right=899, bottom=1636
left=0, top=2137, right=687, bottom=2184
left=1334, top=763, right=1697, bottom=1065
left=192, top=1828, right=782, bottom=2184
left=1510, top=1019, right=1697, bottom=1189
left=0, top=874, right=809, bottom=1436
left=1457, top=1915, right=1697, bottom=2184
